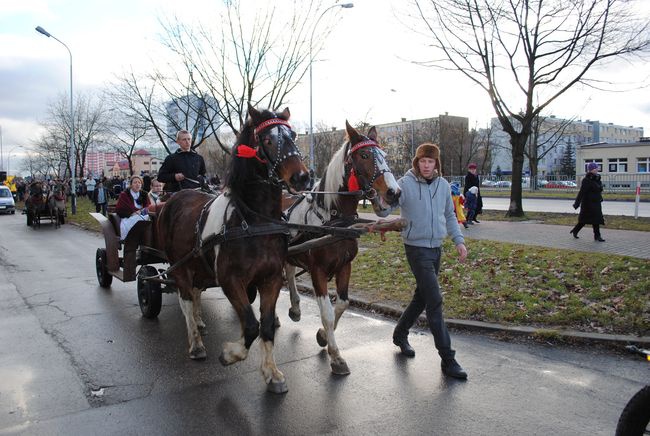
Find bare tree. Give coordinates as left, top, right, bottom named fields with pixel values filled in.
left=111, top=0, right=335, bottom=161
left=525, top=114, right=575, bottom=189
left=412, top=0, right=650, bottom=216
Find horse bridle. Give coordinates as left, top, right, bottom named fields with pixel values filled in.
left=252, top=118, right=302, bottom=184
left=344, top=138, right=391, bottom=200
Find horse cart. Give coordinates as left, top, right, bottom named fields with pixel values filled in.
left=91, top=208, right=405, bottom=320
left=25, top=181, right=66, bottom=229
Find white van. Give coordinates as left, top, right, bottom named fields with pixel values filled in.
left=0, top=185, right=16, bottom=214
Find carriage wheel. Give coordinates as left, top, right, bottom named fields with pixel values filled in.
left=137, top=265, right=162, bottom=319
left=26, top=210, right=32, bottom=226
left=95, top=248, right=113, bottom=288
left=59, top=211, right=65, bottom=224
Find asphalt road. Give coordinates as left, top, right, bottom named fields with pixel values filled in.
left=482, top=197, right=649, bottom=217
left=0, top=213, right=647, bottom=435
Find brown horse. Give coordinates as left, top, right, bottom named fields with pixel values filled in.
left=284, top=121, right=400, bottom=374
left=156, top=104, right=309, bottom=393
left=25, top=181, right=50, bottom=228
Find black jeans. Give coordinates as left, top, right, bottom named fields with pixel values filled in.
left=394, top=245, right=455, bottom=361
left=571, top=223, right=601, bottom=239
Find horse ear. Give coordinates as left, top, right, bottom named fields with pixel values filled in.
left=345, top=120, right=359, bottom=141
left=247, top=103, right=260, bottom=123
left=368, top=126, right=378, bottom=141
left=279, top=107, right=291, bottom=120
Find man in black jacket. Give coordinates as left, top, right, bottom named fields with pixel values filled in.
left=463, top=163, right=483, bottom=223
left=157, top=130, right=207, bottom=192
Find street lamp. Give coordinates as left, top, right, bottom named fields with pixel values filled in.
left=35, top=25, right=77, bottom=214
left=309, top=3, right=354, bottom=172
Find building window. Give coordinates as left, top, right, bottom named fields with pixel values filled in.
left=608, top=158, right=628, bottom=173
left=638, top=158, right=650, bottom=173
left=584, top=159, right=602, bottom=172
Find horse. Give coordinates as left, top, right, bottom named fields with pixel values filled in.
left=25, top=181, right=50, bottom=228
left=156, top=104, right=310, bottom=394
left=283, top=121, right=401, bottom=375
left=48, top=181, right=67, bottom=228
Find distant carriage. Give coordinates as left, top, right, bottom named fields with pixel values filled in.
left=25, top=181, right=64, bottom=228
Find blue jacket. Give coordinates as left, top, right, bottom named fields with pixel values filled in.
left=397, top=169, right=464, bottom=248
left=465, top=191, right=478, bottom=211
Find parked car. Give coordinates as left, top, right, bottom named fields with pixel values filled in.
left=545, top=182, right=573, bottom=189
left=494, top=180, right=512, bottom=188
left=482, top=179, right=497, bottom=187
left=560, top=180, right=577, bottom=188
left=0, top=185, right=16, bottom=214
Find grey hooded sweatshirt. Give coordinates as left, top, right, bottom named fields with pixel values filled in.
left=397, top=169, right=465, bottom=248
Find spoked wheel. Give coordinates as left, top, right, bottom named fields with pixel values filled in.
left=616, top=385, right=650, bottom=436
left=137, top=265, right=162, bottom=319
left=95, top=248, right=113, bottom=288
left=26, top=210, right=32, bottom=226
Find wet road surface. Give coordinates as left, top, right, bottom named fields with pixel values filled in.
left=0, top=213, right=646, bottom=435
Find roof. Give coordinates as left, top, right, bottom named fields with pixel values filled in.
left=578, top=139, right=650, bottom=149
left=133, top=149, right=151, bottom=156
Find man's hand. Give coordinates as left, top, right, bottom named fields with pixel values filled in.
left=174, top=173, right=185, bottom=182
left=456, top=243, right=467, bottom=263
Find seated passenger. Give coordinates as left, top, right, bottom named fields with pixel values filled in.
left=147, top=179, right=165, bottom=212
left=115, top=175, right=151, bottom=241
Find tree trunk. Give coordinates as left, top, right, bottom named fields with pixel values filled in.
left=507, top=134, right=526, bottom=217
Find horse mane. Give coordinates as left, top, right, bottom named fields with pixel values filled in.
left=319, top=139, right=350, bottom=211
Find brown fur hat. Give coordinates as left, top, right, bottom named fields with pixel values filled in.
left=412, top=143, right=442, bottom=176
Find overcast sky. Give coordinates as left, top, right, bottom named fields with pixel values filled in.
left=1, top=0, right=649, bottom=172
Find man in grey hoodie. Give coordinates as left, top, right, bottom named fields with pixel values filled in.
left=392, top=143, right=469, bottom=380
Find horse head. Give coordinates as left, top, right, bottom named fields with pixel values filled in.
left=227, top=104, right=310, bottom=195
left=342, top=121, right=400, bottom=216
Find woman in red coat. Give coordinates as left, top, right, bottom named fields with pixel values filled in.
left=115, top=175, right=151, bottom=241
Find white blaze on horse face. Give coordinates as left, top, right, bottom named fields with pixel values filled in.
left=375, top=149, right=400, bottom=194
left=200, top=194, right=234, bottom=282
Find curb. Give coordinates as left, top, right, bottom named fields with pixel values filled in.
left=296, top=284, right=650, bottom=347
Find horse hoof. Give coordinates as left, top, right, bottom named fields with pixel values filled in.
left=316, top=328, right=328, bottom=347
left=275, top=315, right=281, bottom=328
left=190, top=347, right=207, bottom=360
left=198, top=324, right=208, bottom=336
left=288, top=308, right=301, bottom=322
left=331, top=360, right=351, bottom=376
left=267, top=380, right=288, bottom=394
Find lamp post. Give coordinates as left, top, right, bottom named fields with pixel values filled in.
left=35, top=26, right=76, bottom=214
left=309, top=2, right=353, bottom=172
left=0, top=125, right=3, bottom=172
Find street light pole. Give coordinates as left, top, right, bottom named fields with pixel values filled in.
left=309, top=2, right=353, bottom=173
left=35, top=25, right=76, bottom=214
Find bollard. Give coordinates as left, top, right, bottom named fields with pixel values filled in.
left=634, top=181, right=640, bottom=219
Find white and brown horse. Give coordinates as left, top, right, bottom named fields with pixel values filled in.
left=156, top=104, right=310, bottom=393
left=284, top=121, right=400, bottom=374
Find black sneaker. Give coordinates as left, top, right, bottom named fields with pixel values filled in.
left=441, top=359, right=468, bottom=379
left=473, top=219, right=480, bottom=223
left=392, top=337, right=415, bottom=357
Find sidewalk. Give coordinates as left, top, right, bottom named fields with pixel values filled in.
left=359, top=212, right=650, bottom=259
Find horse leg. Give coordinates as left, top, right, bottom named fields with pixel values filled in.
left=219, top=282, right=259, bottom=366
left=333, top=263, right=352, bottom=331
left=175, top=276, right=206, bottom=360
left=193, top=290, right=207, bottom=334
left=258, top=276, right=288, bottom=393
left=312, top=268, right=350, bottom=375
left=285, top=263, right=301, bottom=322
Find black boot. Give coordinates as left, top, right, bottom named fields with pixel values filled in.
left=570, top=229, right=579, bottom=239
left=392, top=336, right=415, bottom=357
left=595, top=236, right=605, bottom=242
left=441, top=358, right=468, bottom=380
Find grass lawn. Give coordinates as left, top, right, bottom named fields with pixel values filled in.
left=351, top=233, right=650, bottom=337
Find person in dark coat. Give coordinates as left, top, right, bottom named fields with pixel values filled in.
left=570, top=162, right=605, bottom=241
left=463, top=163, right=483, bottom=223
left=157, top=130, right=207, bottom=192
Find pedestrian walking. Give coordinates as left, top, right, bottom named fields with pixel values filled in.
left=463, top=163, right=483, bottom=223
left=92, top=179, right=110, bottom=216
left=465, top=186, right=479, bottom=225
left=391, top=143, right=469, bottom=380
left=570, top=162, right=605, bottom=242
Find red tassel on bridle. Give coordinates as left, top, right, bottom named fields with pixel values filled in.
left=236, top=145, right=267, bottom=163
left=348, top=168, right=360, bottom=191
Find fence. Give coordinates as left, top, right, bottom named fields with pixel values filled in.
left=448, top=173, right=650, bottom=193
